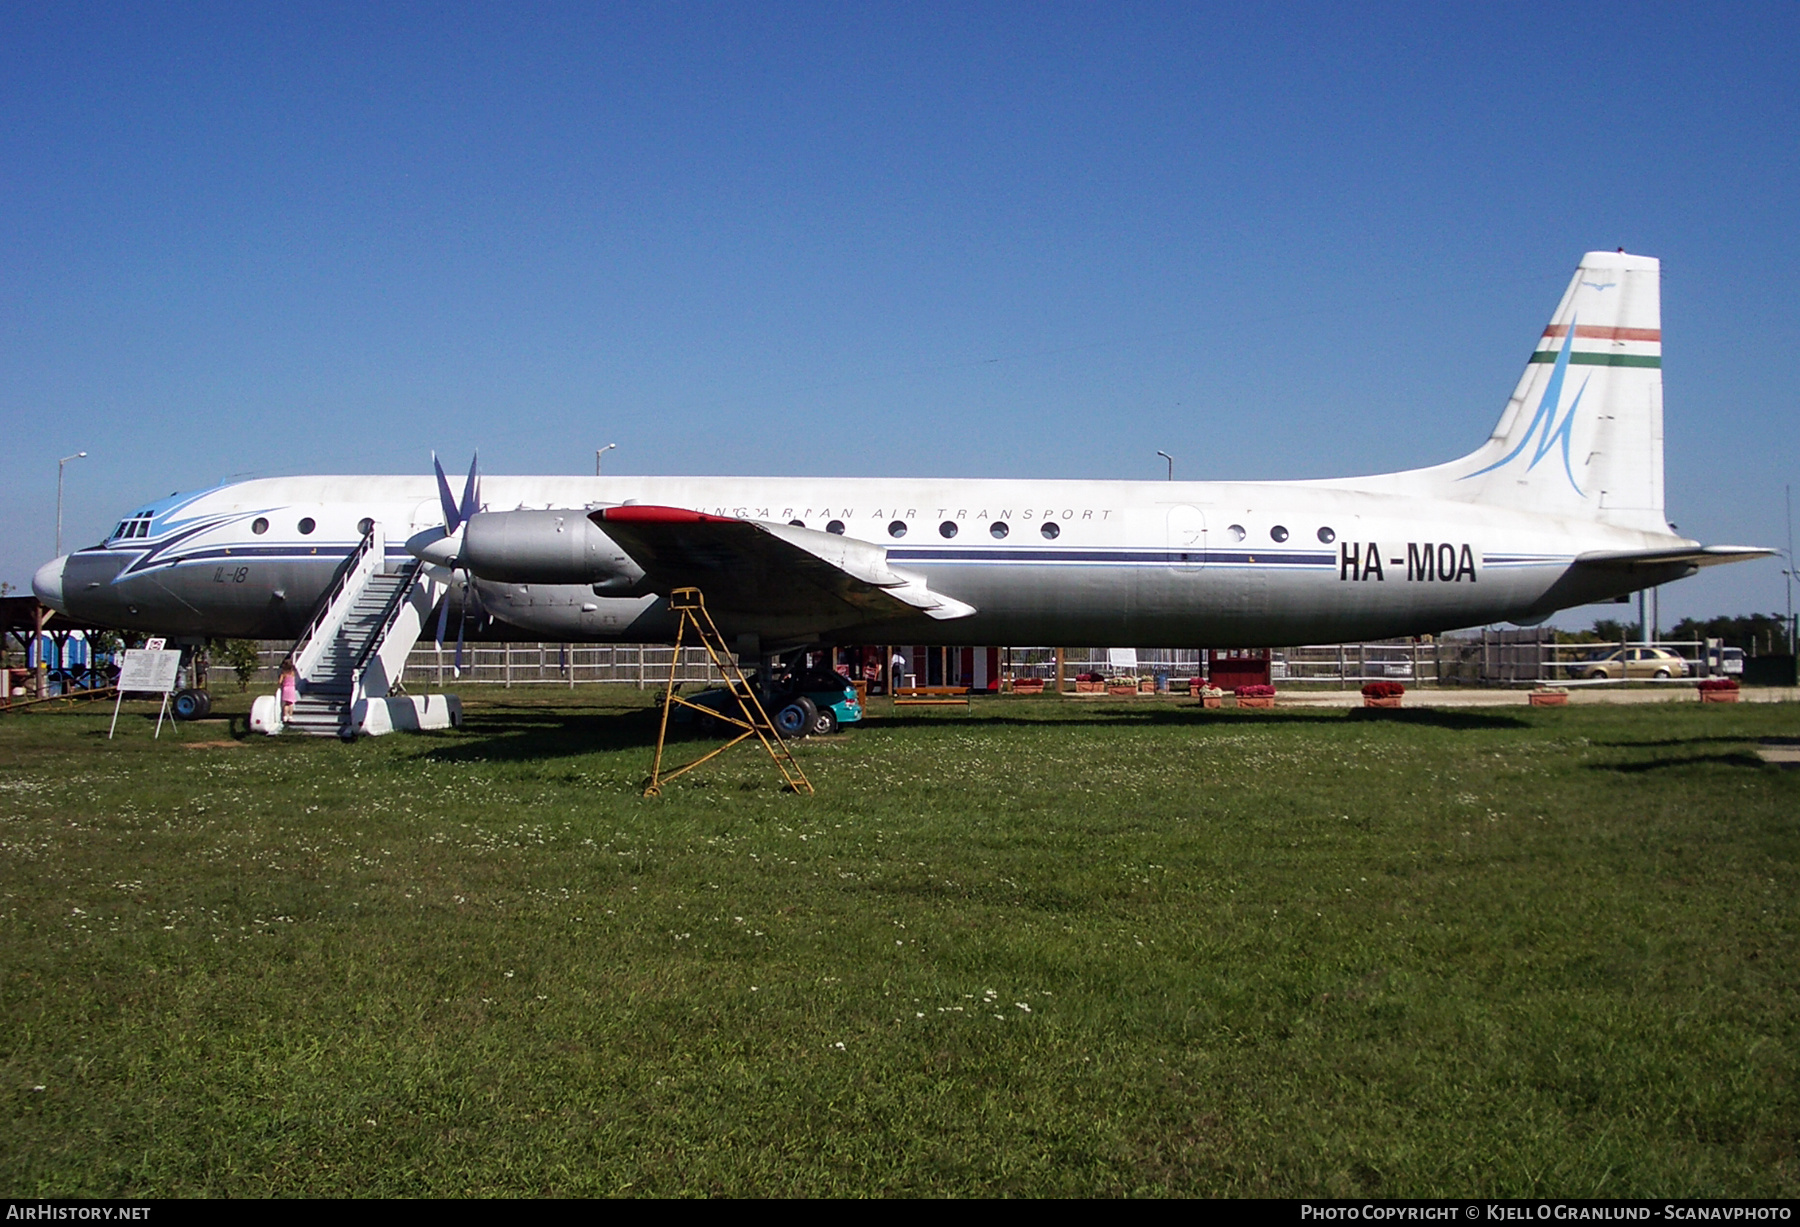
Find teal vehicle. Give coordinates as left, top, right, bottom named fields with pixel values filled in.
left=683, top=666, right=863, bottom=737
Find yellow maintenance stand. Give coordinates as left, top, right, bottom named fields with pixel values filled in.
left=643, top=587, right=813, bottom=797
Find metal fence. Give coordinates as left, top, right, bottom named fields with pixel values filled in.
left=249, top=633, right=1733, bottom=691
left=257, top=642, right=731, bottom=688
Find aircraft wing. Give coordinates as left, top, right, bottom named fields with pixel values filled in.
left=591, top=506, right=976, bottom=622
left=1574, top=545, right=1775, bottom=570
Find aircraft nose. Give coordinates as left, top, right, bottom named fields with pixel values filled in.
left=32, top=556, right=68, bottom=612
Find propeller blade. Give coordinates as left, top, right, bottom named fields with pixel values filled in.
left=453, top=598, right=467, bottom=675
left=433, top=453, right=461, bottom=533
left=458, top=453, right=480, bottom=528
left=435, top=589, right=451, bottom=647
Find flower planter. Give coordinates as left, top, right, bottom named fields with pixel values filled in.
left=1199, top=696, right=1222, bottom=709
left=1138, top=680, right=1157, bottom=694
left=1529, top=691, right=1568, bottom=707
left=1700, top=689, right=1740, bottom=703
left=1236, top=695, right=1275, bottom=709
left=1075, top=680, right=1104, bottom=694
left=1107, top=684, right=1138, bottom=697
left=1363, top=695, right=1402, bottom=709
left=1010, top=678, right=1045, bottom=695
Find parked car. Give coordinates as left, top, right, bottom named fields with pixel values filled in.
left=680, top=666, right=863, bottom=737
left=1579, top=647, right=1690, bottom=680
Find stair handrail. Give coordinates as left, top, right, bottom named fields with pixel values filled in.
left=350, top=558, right=424, bottom=679
left=289, top=523, right=386, bottom=680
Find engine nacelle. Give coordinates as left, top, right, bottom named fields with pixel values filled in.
left=461, top=510, right=645, bottom=587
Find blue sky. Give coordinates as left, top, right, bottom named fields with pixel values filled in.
left=5, top=3, right=1796, bottom=630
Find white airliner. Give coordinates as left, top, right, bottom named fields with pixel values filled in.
left=33, top=250, right=1769, bottom=676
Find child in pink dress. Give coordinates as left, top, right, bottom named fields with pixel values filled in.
left=278, top=657, right=298, bottom=724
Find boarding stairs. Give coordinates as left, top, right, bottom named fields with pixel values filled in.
left=270, top=524, right=455, bottom=737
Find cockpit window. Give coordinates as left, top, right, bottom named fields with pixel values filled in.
left=113, top=515, right=153, bottom=541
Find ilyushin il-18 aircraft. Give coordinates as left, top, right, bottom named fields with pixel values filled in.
left=32, top=250, right=1770, bottom=732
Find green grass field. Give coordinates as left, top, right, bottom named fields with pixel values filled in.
left=2, top=689, right=1795, bottom=1197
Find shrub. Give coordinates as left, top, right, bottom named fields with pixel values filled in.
left=210, top=638, right=264, bottom=692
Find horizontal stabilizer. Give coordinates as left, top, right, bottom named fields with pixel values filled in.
left=1574, top=545, right=1775, bottom=570
left=593, top=506, right=977, bottom=623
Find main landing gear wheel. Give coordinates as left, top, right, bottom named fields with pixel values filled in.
left=774, top=696, right=817, bottom=738
left=171, top=688, right=212, bottom=721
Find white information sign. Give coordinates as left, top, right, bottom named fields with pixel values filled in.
left=117, top=650, right=183, bottom=695
left=110, top=648, right=185, bottom=740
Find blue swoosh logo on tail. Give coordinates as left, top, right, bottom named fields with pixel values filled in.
left=1464, top=317, right=1586, bottom=495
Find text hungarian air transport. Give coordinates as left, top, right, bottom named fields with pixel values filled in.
left=34, top=251, right=1769, bottom=733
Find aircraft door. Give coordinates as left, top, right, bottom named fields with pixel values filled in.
left=1167, top=505, right=1207, bottom=569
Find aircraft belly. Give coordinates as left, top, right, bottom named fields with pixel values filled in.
left=844, top=559, right=1568, bottom=647
left=65, top=553, right=337, bottom=639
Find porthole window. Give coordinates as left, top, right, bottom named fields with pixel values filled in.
left=1227, top=524, right=1246, bottom=541
left=298, top=517, right=316, bottom=535
left=251, top=517, right=269, bottom=535
left=939, top=520, right=958, bottom=539
left=1041, top=522, right=1060, bottom=540
left=788, top=519, right=805, bottom=528
left=887, top=520, right=907, bottom=538
left=358, top=517, right=375, bottom=536
left=1270, top=525, right=1289, bottom=543
left=1317, top=526, right=1335, bottom=544
left=826, top=519, right=845, bottom=535
left=990, top=522, right=1009, bottom=539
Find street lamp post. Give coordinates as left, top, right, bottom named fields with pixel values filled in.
left=1156, top=451, right=1174, bottom=481
left=596, top=443, right=616, bottom=476
left=56, top=451, right=87, bottom=556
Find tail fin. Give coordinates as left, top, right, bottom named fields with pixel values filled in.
left=1435, top=251, right=1666, bottom=531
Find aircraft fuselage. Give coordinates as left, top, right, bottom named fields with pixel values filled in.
left=40, top=472, right=1688, bottom=649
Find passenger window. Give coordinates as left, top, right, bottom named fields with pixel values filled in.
left=826, top=520, right=845, bottom=535
left=1041, top=522, right=1060, bottom=540
left=252, top=518, right=269, bottom=535
left=1270, top=525, right=1289, bottom=543
left=939, top=521, right=958, bottom=539
left=357, top=517, right=375, bottom=536
left=298, top=517, right=316, bottom=535
left=1227, top=524, right=1246, bottom=541
left=887, top=520, right=907, bottom=538
left=1317, top=527, right=1335, bottom=543
left=990, top=522, right=1009, bottom=539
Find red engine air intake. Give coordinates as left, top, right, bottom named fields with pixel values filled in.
left=593, top=505, right=738, bottom=524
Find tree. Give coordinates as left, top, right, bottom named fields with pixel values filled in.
left=209, top=639, right=264, bottom=691
left=1589, top=619, right=1632, bottom=643
left=1668, top=613, right=1792, bottom=656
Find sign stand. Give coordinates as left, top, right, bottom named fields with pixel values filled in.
left=109, top=647, right=184, bottom=740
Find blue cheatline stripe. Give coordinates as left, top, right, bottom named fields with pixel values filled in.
left=887, top=547, right=1336, bottom=566
left=118, top=543, right=359, bottom=573
left=170, top=546, right=358, bottom=564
